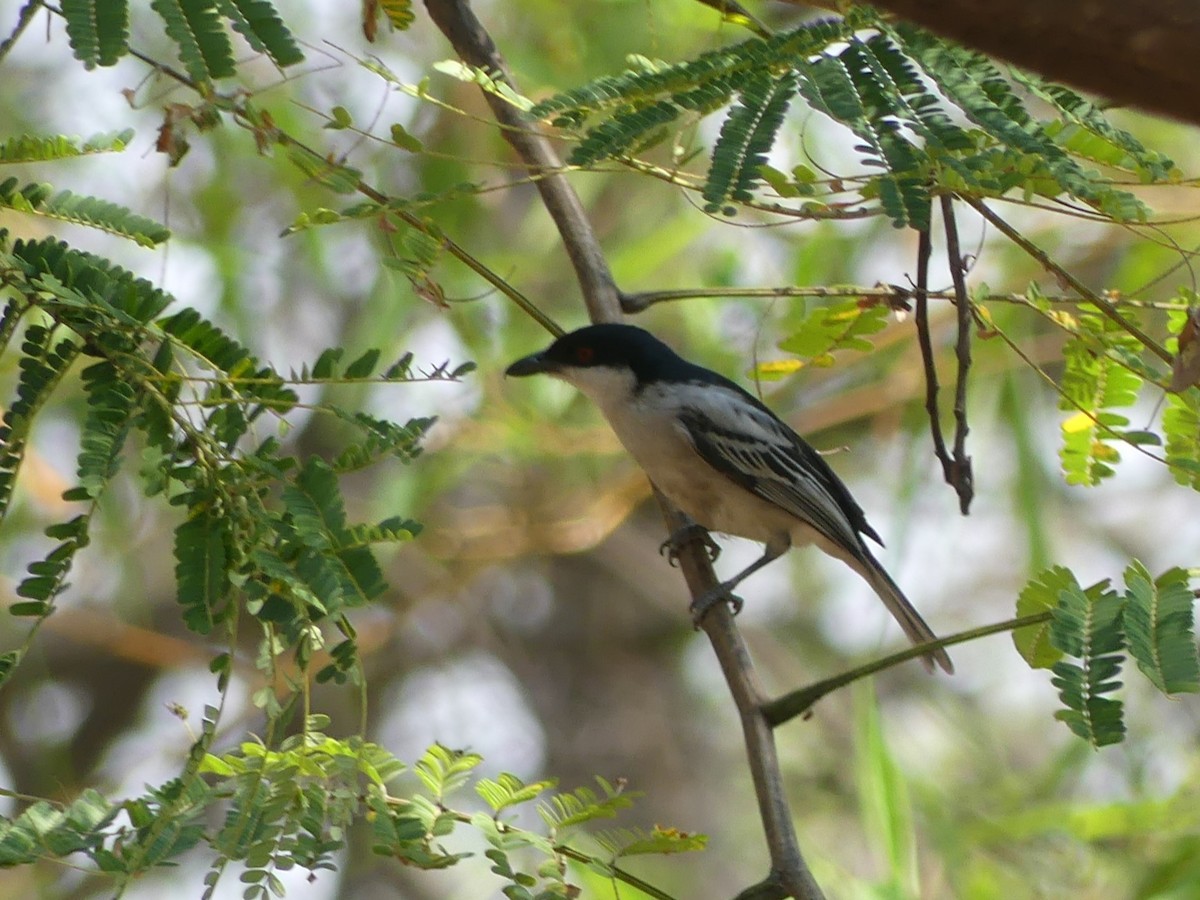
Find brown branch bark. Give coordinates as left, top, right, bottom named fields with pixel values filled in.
left=940, top=196, right=974, bottom=514
left=860, top=0, right=1200, bottom=125
left=422, top=1, right=826, bottom=896
left=421, top=0, right=620, bottom=325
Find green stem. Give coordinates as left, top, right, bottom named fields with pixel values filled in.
left=763, top=612, right=1053, bottom=727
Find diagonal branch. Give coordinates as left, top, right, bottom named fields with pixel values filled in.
left=762, top=612, right=1054, bottom=727
left=422, top=0, right=620, bottom=325
left=964, top=196, right=1171, bottom=364
left=422, top=1, right=825, bottom=897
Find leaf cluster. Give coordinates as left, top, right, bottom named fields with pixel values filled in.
left=1014, top=563, right=1200, bottom=747
left=62, top=0, right=303, bottom=80
left=527, top=9, right=1177, bottom=228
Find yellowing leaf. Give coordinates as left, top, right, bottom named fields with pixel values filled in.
left=754, top=359, right=804, bottom=376
left=1061, top=411, right=1095, bottom=434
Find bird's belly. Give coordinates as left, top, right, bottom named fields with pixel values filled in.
left=616, top=428, right=798, bottom=546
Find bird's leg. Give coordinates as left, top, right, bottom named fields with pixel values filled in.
left=659, top=520, right=720, bottom=568
left=689, top=538, right=789, bottom=624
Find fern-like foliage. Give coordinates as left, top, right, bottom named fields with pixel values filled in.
left=755, top=298, right=891, bottom=378
left=1122, top=563, right=1200, bottom=696
left=61, top=0, right=129, bottom=67
left=0, top=178, right=170, bottom=247
left=57, top=0, right=304, bottom=81
left=1163, top=391, right=1200, bottom=489
left=1056, top=311, right=1147, bottom=485
left=526, top=10, right=1169, bottom=227
left=1016, top=563, right=1200, bottom=748
left=0, top=228, right=446, bottom=698
left=214, top=0, right=303, bottom=67
left=0, top=130, right=135, bottom=162
left=0, top=323, right=80, bottom=524
left=151, top=0, right=237, bottom=81
left=1049, top=579, right=1126, bottom=748
left=0, top=789, right=117, bottom=866
left=1012, top=566, right=1075, bottom=669
left=475, top=773, right=557, bottom=813
left=538, top=777, right=637, bottom=830
left=703, top=71, right=797, bottom=212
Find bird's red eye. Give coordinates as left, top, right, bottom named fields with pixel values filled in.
left=575, top=346, right=595, bottom=364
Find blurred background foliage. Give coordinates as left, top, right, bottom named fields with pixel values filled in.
left=1, top=1, right=1200, bottom=898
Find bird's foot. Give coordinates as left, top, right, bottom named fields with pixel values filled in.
left=659, top=523, right=720, bottom=568
left=689, top=583, right=743, bottom=624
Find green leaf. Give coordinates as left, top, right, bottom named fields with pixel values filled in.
left=151, top=0, right=237, bottom=82
left=1164, top=391, right=1200, bottom=489
left=413, top=744, right=483, bottom=801
left=389, top=123, right=424, bottom=152
left=0, top=130, right=135, bottom=163
left=1057, top=313, right=1144, bottom=486
left=1013, top=567, right=1075, bottom=668
left=1049, top=580, right=1126, bottom=747
left=475, top=773, right=556, bottom=813
left=62, top=0, right=130, bottom=67
left=702, top=71, right=798, bottom=212
left=77, top=361, right=138, bottom=498
left=0, top=180, right=169, bottom=247
left=175, top=505, right=229, bottom=634
left=537, top=777, right=636, bottom=830
left=380, top=0, right=415, bottom=30
left=0, top=324, right=81, bottom=522
left=215, top=0, right=304, bottom=67
left=1123, top=563, right=1200, bottom=695
left=774, top=299, right=891, bottom=368
left=595, top=825, right=707, bottom=858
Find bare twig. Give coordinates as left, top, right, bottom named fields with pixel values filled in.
left=620, top=284, right=1190, bottom=313
left=762, top=612, right=1054, bottom=727
left=422, top=1, right=826, bottom=896
left=941, top=195, right=975, bottom=513
left=964, top=197, right=1172, bottom=364
left=0, top=0, right=41, bottom=65
left=912, top=222, right=955, bottom=494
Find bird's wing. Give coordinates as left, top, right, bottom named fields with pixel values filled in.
left=675, top=381, right=880, bottom=554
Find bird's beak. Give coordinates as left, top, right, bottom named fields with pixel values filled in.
left=505, top=350, right=555, bottom=377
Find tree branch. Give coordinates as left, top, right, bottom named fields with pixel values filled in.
left=762, top=612, right=1054, bottom=727
left=421, top=0, right=620, bottom=325
left=825, top=0, right=1200, bottom=126
left=940, top=195, right=974, bottom=514
left=964, top=197, right=1172, bottom=364
left=912, top=221, right=956, bottom=503
left=422, top=1, right=825, bottom=895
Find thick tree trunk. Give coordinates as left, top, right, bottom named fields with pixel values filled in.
left=862, top=0, right=1200, bottom=124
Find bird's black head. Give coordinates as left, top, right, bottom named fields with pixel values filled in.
left=505, top=324, right=685, bottom=383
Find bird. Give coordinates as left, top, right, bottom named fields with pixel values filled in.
left=505, top=323, right=952, bottom=673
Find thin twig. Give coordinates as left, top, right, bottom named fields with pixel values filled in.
left=0, top=0, right=41, bottom=65
left=620, top=283, right=1190, bottom=313
left=941, top=195, right=975, bottom=513
left=964, top=196, right=1172, bottom=364
left=913, top=222, right=956, bottom=497
left=762, top=612, right=1054, bottom=727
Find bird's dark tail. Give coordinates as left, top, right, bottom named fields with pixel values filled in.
left=853, top=549, right=953, bottom=674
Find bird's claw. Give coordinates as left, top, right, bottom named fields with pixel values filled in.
left=689, top=584, right=743, bottom=625
left=659, top=523, right=720, bottom=568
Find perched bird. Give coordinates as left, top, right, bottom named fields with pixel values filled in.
left=506, top=323, right=952, bottom=673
